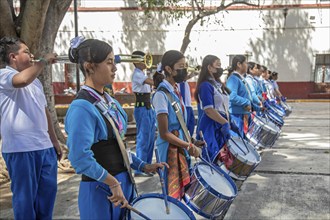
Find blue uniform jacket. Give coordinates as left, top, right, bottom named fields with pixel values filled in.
left=65, top=98, right=146, bottom=182
left=226, top=72, right=251, bottom=114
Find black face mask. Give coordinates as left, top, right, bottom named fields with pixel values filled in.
left=173, top=68, right=188, bottom=83
left=213, top=67, right=223, bottom=79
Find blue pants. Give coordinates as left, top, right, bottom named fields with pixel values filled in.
left=2, top=148, right=57, bottom=220
left=186, top=106, right=195, bottom=137
left=134, top=107, right=156, bottom=174
left=78, top=172, right=134, bottom=220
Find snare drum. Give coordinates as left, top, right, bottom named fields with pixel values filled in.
left=184, top=162, right=237, bottom=219
left=281, top=101, right=292, bottom=117
left=266, top=102, right=286, bottom=118
left=246, top=115, right=281, bottom=148
left=217, top=136, right=261, bottom=181
left=265, top=111, right=284, bottom=128
left=128, top=193, right=196, bottom=220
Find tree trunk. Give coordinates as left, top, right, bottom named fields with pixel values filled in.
left=180, top=16, right=201, bottom=54
left=37, top=0, right=72, bottom=144
left=0, top=0, right=16, bottom=37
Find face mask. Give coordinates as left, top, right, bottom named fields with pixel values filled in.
left=213, top=67, right=223, bottom=79
left=173, top=68, right=188, bottom=83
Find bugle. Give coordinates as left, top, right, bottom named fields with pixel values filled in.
left=187, top=65, right=201, bottom=73
left=32, top=55, right=70, bottom=64
left=114, top=53, right=153, bottom=68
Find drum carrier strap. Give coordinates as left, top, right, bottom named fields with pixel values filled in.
left=158, top=87, right=192, bottom=144
left=208, top=80, right=231, bottom=122
left=76, top=90, right=126, bottom=182
left=77, top=89, right=138, bottom=194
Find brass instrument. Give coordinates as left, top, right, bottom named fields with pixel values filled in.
left=32, top=55, right=70, bottom=64
left=114, top=53, right=153, bottom=68
left=187, top=65, right=201, bottom=73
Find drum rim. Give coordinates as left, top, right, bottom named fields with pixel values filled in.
left=252, top=114, right=281, bottom=133
left=129, top=193, right=196, bottom=220
left=194, top=162, right=238, bottom=199
left=183, top=195, right=227, bottom=219
left=268, top=104, right=286, bottom=117
left=265, top=112, right=284, bottom=127
left=227, top=137, right=262, bottom=165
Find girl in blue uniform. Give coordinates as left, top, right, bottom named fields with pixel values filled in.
left=152, top=50, right=202, bottom=200
left=226, top=55, right=252, bottom=137
left=65, top=37, right=167, bottom=220
left=194, top=55, right=235, bottom=162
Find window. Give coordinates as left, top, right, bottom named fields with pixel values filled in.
left=314, top=54, right=330, bottom=83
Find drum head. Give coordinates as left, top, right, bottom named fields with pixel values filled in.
left=130, top=193, right=196, bottom=220
left=228, top=137, right=261, bottom=165
left=197, top=163, right=236, bottom=197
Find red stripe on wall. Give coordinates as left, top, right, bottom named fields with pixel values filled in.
left=53, top=81, right=328, bottom=104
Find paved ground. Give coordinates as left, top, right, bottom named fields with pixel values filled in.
left=0, top=101, right=329, bottom=219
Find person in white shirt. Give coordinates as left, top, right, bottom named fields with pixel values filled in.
left=0, top=36, right=61, bottom=219
left=131, top=50, right=156, bottom=177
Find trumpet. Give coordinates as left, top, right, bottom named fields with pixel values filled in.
left=187, top=65, right=201, bottom=73
left=32, top=55, right=70, bottom=64
left=114, top=53, right=153, bottom=68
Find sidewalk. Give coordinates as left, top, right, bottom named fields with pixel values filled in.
left=0, top=102, right=329, bottom=219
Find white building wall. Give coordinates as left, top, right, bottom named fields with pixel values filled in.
left=53, top=3, right=330, bottom=83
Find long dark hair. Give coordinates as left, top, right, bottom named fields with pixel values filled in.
left=194, top=55, right=230, bottom=103
left=0, top=37, right=25, bottom=66
left=247, top=61, right=256, bottom=75
left=68, top=39, right=113, bottom=78
left=228, top=55, right=246, bottom=77
left=153, top=50, right=184, bottom=88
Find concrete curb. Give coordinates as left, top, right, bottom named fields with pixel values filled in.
left=287, top=99, right=330, bottom=103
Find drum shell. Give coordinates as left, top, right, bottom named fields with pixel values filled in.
left=246, top=116, right=280, bottom=148
left=184, top=163, right=237, bottom=219
left=218, top=137, right=261, bottom=180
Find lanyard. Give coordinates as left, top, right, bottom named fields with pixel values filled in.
left=82, top=85, right=125, bottom=139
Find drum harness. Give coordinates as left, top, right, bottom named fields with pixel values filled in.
left=158, top=87, right=193, bottom=145
left=82, top=86, right=138, bottom=195
left=208, top=79, right=250, bottom=156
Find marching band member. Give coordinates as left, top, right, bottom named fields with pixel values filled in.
left=246, top=61, right=263, bottom=114
left=226, top=55, right=252, bottom=136
left=152, top=50, right=202, bottom=200
left=194, top=55, right=235, bottom=162
left=0, top=36, right=61, bottom=220
left=64, top=37, right=167, bottom=219
left=270, top=71, right=284, bottom=102
left=131, top=50, right=156, bottom=177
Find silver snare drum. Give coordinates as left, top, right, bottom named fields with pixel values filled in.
left=246, top=115, right=281, bottom=148
left=128, top=193, right=196, bottom=220
left=184, top=162, right=237, bottom=219
left=217, top=136, right=261, bottom=180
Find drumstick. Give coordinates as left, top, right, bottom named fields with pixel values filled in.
left=96, top=185, right=151, bottom=220
left=199, top=131, right=214, bottom=174
left=154, top=147, right=170, bottom=214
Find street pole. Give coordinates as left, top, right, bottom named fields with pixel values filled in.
left=74, top=0, right=80, bottom=92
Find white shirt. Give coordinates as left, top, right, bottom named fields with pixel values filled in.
left=0, top=66, right=53, bottom=153
left=132, top=68, right=151, bottom=93
left=152, top=80, right=174, bottom=116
